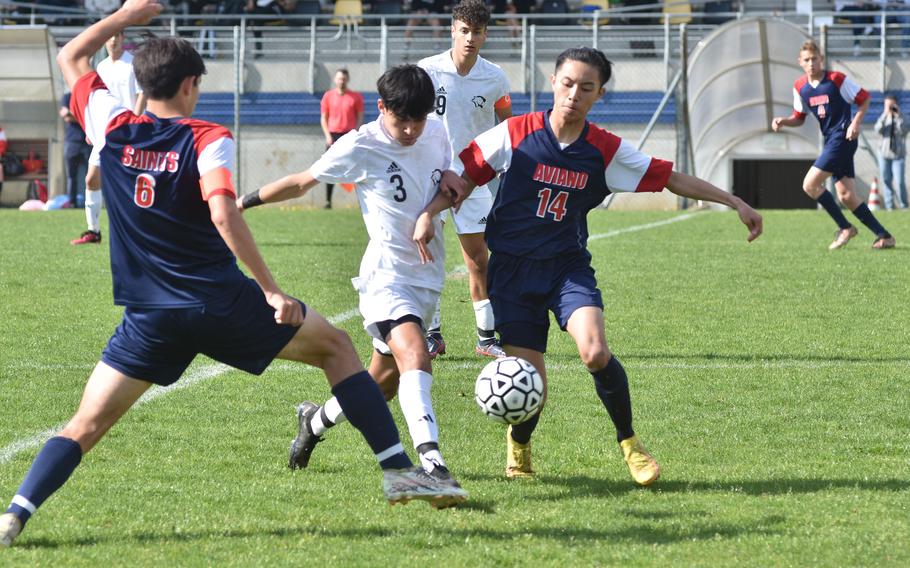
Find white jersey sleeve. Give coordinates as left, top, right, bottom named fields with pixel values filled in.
left=603, top=138, right=673, bottom=193
left=792, top=87, right=807, bottom=115
left=458, top=120, right=512, bottom=186
left=309, top=130, right=370, bottom=184
left=69, top=71, right=131, bottom=147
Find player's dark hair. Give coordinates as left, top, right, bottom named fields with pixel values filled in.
left=335, top=68, right=350, bottom=77
left=452, top=0, right=490, bottom=28
left=555, top=47, right=613, bottom=87
left=132, top=35, right=206, bottom=100
left=377, top=64, right=435, bottom=120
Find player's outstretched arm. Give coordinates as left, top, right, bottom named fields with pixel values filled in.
left=846, top=97, right=870, bottom=141
left=771, top=113, right=805, bottom=132
left=413, top=184, right=460, bottom=264
left=237, top=170, right=320, bottom=211
left=57, top=0, right=162, bottom=90
left=665, top=171, right=763, bottom=243
left=209, top=194, right=303, bottom=326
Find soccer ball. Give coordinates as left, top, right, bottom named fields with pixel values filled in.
left=475, top=357, right=544, bottom=424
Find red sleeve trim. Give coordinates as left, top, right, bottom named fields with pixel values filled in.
left=794, top=75, right=809, bottom=91
left=69, top=71, right=107, bottom=132
left=585, top=124, right=622, bottom=169
left=636, top=158, right=673, bottom=193
left=790, top=110, right=807, bottom=120
left=200, top=167, right=236, bottom=201
left=507, top=112, right=546, bottom=151
left=105, top=109, right=153, bottom=136
left=177, top=118, right=233, bottom=158
left=204, top=188, right=236, bottom=200
left=459, top=141, right=497, bottom=187
left=853, top=88, right=870, bottom=106
left=828, top=71, right=845, bottom=87
left=0, top=141, right=7, bottom=155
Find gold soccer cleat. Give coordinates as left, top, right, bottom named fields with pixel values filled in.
left=506, top=425, right=535, bottom=479
left=620, top=435, right=660, bottom=486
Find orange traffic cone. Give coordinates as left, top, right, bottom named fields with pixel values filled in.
left=868, top=177, right=883, bottom=211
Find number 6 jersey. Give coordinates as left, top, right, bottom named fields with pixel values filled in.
left=309, top=118, right=452, bottom=292
left=459, top=111, right=673, bottom=259
left=69, top=71, right=244, bottom=308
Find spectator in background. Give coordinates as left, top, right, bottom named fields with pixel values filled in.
left=405, top=0, right=449, bottom=53
left=60, top=93, right=93, bottom=208
left=319, top=68, right=364, bottom=209
left=85, top=0, right=124, bottom=17
left=875, top=95, right=908, bottom=209
left=835, top=1, right=876, bottom=55
left=245, top=0, right=296, bottom=58
left=486, top=0, right=534, bottom=42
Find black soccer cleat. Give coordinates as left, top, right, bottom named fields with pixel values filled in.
left=288, top=401, right=322, bottom=470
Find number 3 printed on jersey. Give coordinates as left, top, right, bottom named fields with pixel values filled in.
left=536, top=187, right=568, bottom=221
left=390, top=174, right=407, bottom=202
left=134, top=173, right=156, bottom=208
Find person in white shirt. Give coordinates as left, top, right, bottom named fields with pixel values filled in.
left=237, top=64, right=469, bottom=499
left=71, top=30, right=147, bottom=245
left=418, top=0, right=513, bottom=359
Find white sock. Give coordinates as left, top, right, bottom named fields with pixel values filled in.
left=398, top=369, right=439, bottom=450
left=309, top=396, right=346, bottom=437
left=419, top=448, right=447, bottom=472
left=429, top=297, right=442, bottom=332
left=473, top=299, right=495, bottom=338
left=85, top=188, right=102, bottom=232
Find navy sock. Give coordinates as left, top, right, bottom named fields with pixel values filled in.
left=331, top=371, right=412, bottom=470
left=816, top=191, right=852, bottom=230
left=851, top=203, right=890, bottom=237
left=5, top=436, right=82, bottom=525
left=509, top=411, right=541, bottom=445
left=592, top=356, right=635, bottom=443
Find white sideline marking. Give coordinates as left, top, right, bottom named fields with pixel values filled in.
left=0, top=213, right=697, bottom=465
left=588, top=212, right=700, bottom=242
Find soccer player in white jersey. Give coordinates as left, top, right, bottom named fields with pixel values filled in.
left=238, top=65, right=469, bottom=497
left=71, top=30, right=147, bottom=245
left=418, top=0, right=512, bottom=359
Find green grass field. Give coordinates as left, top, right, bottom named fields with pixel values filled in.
left=1, top=207, right=908, bottom=566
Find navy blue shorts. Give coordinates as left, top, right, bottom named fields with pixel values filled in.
left=815, top=137, right=857, bottom=181
left=101, top=278, right=304, bottom=386
left=488, top=251, right=603, bottom=353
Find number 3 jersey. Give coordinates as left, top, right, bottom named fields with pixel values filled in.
left=309, top=118, right=452, bottom=292
left=69, top=71, right=244, bottom=308
left=460, top=111, right=672, bottom=260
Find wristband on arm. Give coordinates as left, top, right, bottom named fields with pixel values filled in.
left=241, top=190, right=264, bottom=209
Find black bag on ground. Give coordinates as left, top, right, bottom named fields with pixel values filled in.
left=2, top=153, right=24, bottom=177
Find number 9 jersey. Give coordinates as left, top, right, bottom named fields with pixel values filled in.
left=69, top=71, right=245, bottom=308
left=459, top=111, right=673, bottom=260
left=309, top=118, right=452, bottom=293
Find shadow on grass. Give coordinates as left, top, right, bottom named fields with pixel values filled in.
left=256, top=241, right=353, bottom=248
left=461, top=472, right=910, bottom=500
left=18, top=511, right=787, bottom=549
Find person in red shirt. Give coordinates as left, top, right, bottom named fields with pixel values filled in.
left=319, top=68, right=364, bottom=209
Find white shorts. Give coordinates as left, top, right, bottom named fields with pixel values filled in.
left=441, top=185, right=494, bottom=235
left=88, top=144, right=102, bottom=168
left=354, top=278, right=440, bottom=355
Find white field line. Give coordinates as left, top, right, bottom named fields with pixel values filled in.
left=0, top=213, right=698, bottom=465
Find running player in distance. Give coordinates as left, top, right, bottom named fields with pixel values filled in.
left=772, top=39, right=895, bottom=250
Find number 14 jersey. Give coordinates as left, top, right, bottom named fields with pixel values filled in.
left=460, top=111, right=673, bottom=260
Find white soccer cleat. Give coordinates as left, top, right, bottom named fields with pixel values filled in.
left=0, top=513, right=23, bottom=547
left=382, top=466, right=468, bottom=509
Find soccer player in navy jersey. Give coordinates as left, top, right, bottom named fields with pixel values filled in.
left=0, top=0, right=462, bottom=548
left=414, top=47, right=763, bottom=486
left=772, top=39, right=895, bottom=250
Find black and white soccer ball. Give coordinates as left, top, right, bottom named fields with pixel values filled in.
left=475, top=356, right=544, bottom=425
